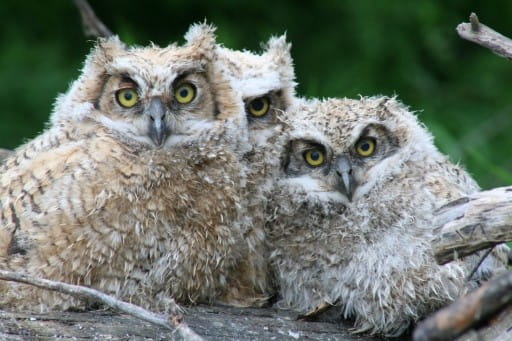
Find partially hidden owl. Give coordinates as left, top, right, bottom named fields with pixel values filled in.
left=266, top=96, right=506, bottom=336
left=213, top=35, right=297, bottom=305
left=0, top=23, right=261, bottom=312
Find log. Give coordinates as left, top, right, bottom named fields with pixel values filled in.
left=0, top=305, right=378, bottom=340
left=431, top=186, right=512, bottom=264
left=413, top=270, right=512, bottom=341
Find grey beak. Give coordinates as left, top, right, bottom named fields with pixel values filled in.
left=335, top=156, right=355, bottom=201
left=147, top=97, right=168, bottom=146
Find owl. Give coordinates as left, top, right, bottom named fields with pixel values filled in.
left=213, top=35, right=297, bottom=305
left=0, top=23, right=258, bottom=312
left=266, top=96, right=505, bottom=336
left=0, top=148, right=11, bottom=163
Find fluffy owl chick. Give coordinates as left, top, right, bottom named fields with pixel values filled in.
left=213, top=35, right=297, bottom=306
left=267, top=96, right=487, bottom=336
left=0, top=24, right=253, bottom=312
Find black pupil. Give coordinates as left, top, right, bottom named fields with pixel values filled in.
left=251, top=98, right=264, bottom=111
left=310, top=150, right=320, bottom=161
left=123, top=91, right=133, bottom=101
left=360, top=141, right=370, bottom=151
left=179, top=87, right=189, bottom=98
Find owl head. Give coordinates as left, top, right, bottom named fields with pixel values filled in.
left=217, top=35, right=296, bottom=146
left=51, top=23, right=239, bottom=148
left=281, top=96, right=439, bottom=205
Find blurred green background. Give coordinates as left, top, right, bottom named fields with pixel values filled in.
left=1, top=1, right=511, bottom=188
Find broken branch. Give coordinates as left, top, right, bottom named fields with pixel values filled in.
left=72, top=0, right=113, bottom=38
left=456, top=12, right=512, bottom=60
left=0, top=270, right=202, bottom=341
left=431, top=186, right=512, bottom=264
left=413, top=270, right=512, bottom=341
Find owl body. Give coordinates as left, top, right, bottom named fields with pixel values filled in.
left=267, top=97, right=483, bottom=336
left=0, top=24, right=256, bottom=311
left=213, top=36, right=297, bottom=305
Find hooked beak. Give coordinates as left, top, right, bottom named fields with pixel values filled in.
left=147, top=97, right=169, bottom=146
left=335, top=156, right=356, bottom=202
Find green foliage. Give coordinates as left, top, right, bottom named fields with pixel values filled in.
left=1, top=1, right=511, bottom=188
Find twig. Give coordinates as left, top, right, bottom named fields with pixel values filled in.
left=0, top=270, right=203, bottom=341
left=413, top=270, right=512, bottom=341
left=456, top=12, right=512, bottom=60
left=431, top=186, right=512, bottom=264
left=72, top=0, right=113, bottom=38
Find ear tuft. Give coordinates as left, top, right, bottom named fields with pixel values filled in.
left=184, top=22, right=217, bottom=60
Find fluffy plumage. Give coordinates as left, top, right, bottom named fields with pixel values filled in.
left=0, top=23, right=257, bottom=312
left=214, top=35, right=297, bottom=305
left=266, top=96, right=499, bottom=336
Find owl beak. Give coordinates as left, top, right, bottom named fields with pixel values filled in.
left=335, top=156, right=355, bottom=202
left=147, top=97, right=169, bottom=146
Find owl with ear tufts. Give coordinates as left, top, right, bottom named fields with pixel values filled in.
left=0, top=23, right=258, bottom=312
left=213, top=35, right=297, bottom=305
left=266, top=96, right=507, bottom=336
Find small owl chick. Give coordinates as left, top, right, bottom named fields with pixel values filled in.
left=267, top=96, right=495, bottom=336
left=213, top=35, right=297, bottom=306
left=0, top=24, right=253, bottom=312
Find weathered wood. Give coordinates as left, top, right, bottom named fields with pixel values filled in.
left=413, top=270, right=512, bottom=341
left=431, top=186, right=512, bottom=264
left=456, top=13, right=512, bottom=60
left=73, top=0, right=113, bottom=38
left=0, top=305, right=379, bottom=341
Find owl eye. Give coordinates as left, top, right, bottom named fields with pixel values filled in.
left=247, top=97, right=270, bottom=117
left=116, top=88, right=139, bottom=108
left=174, top=82, right=196, bottom=104
left=355, top=138, right=376, bottom=157
left=303, top=148, right=325, bottom=167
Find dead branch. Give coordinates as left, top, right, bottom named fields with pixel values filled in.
left=72, top=0, right=113, bottom=38
left=413, top=270, right=512, bottom=341
left=431, top=186, right=512, bottom=264
left=456, top=13, right=512, bottom=60
left=0, top=270, right=202, bottom=341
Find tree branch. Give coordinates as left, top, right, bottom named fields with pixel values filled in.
left=413, top=270, right=512, bottom=341
left=72, top=0, right=113, bottom=38
left=0, top=270, right=202, bottom=341
left=431, top=186, right=512, bottom=264
left=456, top=13, right=512, bottom=60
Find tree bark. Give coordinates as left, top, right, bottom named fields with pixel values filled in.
left=431, top=186, right=512, bottom=264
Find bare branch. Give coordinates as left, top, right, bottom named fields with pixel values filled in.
left=456, top=12, right=512, bottom=60
left=432, top=186, right=512, bottom=264
left=413, top=270, right=512, bottom=341
left=0, top=270, right=202, bottom=341
left=72, top=0, right=113, bottom=38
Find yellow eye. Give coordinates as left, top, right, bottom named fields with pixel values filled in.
left=116, top=88, right=138, bottom=108
left=174, top=82, right=196, bottom=104
left=247, top=97, right=270, bottom=117
left=355, top=138, right=376, bottom=157
left=304, top=149, right=325, bottom=167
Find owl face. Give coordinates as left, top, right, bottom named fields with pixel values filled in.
left=218, top=35, right=296, bottom=146
left=52, top=24, right=235, bottom=148
left=281, top=96, right=435, bottom=204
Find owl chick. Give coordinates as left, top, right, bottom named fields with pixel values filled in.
left=0, top=24, right=255, bottom=312
left=267, top=96, right=493, bottom=336
left=213, top=35, right=297, bottom=305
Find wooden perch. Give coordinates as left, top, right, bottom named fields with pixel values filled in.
left=73, top=0, right=113, bottom=38
left=0, top=270, right=201, bottom=341
left=431, top=186, right=512, bottom=264
left=456, top=13, right=512, bottom=60
left=413, top=270, right=512, bottom=341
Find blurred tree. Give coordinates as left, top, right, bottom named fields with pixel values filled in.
left=0, top=0, right=511, bottom=187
